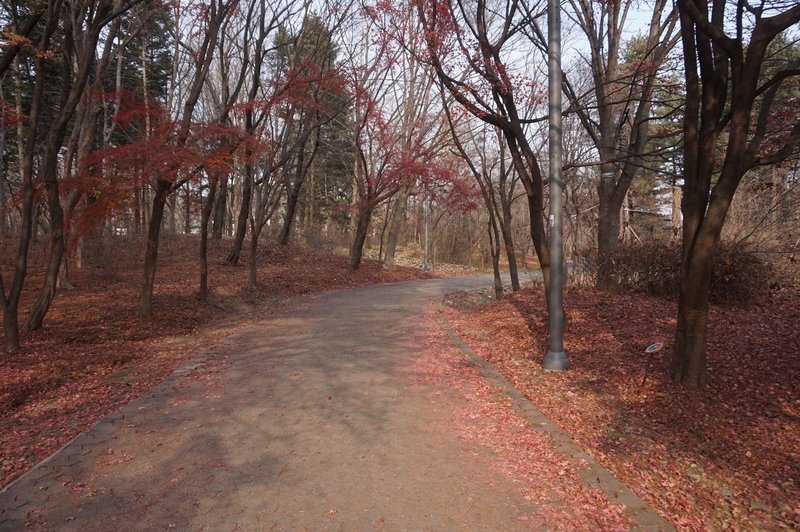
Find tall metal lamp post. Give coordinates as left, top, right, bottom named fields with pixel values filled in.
left=542, top=0, right=570, bottom=371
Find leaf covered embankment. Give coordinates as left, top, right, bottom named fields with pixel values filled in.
left=406, top=309, right=632, bottom=530
left=444, top=287, right=800, bottom=530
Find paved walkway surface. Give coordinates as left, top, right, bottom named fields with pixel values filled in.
left=1, top=277, right=666, bottom=530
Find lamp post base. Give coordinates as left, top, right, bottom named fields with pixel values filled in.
left=543, top=350, right=570, bottom=371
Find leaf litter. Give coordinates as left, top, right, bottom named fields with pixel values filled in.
left=442, top=286, right=800, bottom=530
left=405, top=305, right=631, bottom=530
left=0, top=236, right=426, bottom=489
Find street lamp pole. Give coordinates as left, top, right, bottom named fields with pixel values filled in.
left=542, top=0, right=569, bottom=371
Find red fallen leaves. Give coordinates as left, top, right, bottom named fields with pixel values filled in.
left=444, top=287, right=800, bottom=530
left=0, top=235, right=424, bottom=489
left=405, top=306, right=631, bottom=530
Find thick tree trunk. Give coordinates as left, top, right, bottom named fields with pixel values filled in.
left=56, top=259, right=74, bottom=290
left=24, top=94, right=94, bottom=333
left=279, top=186, right=301, bottom=245
left=526, top=193, right=551, bottom=303
left=56, top=191, right=83, bottom=291
left=596, top=170, right=623, bottom=289
left=246, top=228, right=261, bottom=291
left=211, top=174, right=227, bottom=240
left=350, top=208, right=372, bottom=270
left=20, top=195, right=63, bottom=336
left=140, top=181, right=170, bottom=316
left=504, top=132, right=550, bottom=303
left=3, top=303, right=21, bottom=353
left=227, top=171, right=252, bottom=264
left=2, top=63, right=38, bottom=352
left=673, top=241, right=716, bottom=387
left=22, top=213, right=64, bottom=333
left=3, top=191, right=35, bottom=352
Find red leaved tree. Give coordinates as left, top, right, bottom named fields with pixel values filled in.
left=1, top=0, right=133, bottom=352
left=412, top=0, right=553, bottom=302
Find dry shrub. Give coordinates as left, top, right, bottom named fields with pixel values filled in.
left=597, top=241, right=775, bottom=304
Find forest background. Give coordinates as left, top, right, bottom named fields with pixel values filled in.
left=0, top=0, right=798, bottom=527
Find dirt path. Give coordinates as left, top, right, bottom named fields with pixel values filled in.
left=0, top=277, right=666, bottom=530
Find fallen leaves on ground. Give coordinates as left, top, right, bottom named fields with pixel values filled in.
left=406, top=306, right=631, bottom=530
left=0, top=235, right=424, bottom=489
left=443, top=286, right=800, bottom=530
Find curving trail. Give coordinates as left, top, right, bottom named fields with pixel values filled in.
left=0, top=276, right=667, bottom=530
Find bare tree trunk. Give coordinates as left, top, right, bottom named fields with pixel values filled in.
left=350, top=207, right=372, bottom=270
left=246, top=227, right=261, bottom=290
left=134, top=184, right=142, bottom=234
left=1, top=174, right=31, bottom=352
left=382, top=185, right=411, bottom=269
left=619, top=192, right=630, bottom=243
left=211, top=174, right=227, bottom=240
left=21, top=16, right=110, bottom=333
left=499, top=220, right=520, bottom=291
left=596, top=168, right=622, bottom=289
left=227, top=166, right=252, bottom=263
left=183, top=187, right=191, bottom=234
left=198, top=176, right=218, bottom=301
left=140, top=181, right=170, bottom=316
left=673, top=232, right=716, bottom=387
left=488, top=219, right=504, bottom=299
left=23, top=196, right=64, bottom=334
left=143, top=184, right=151, bottom=231
left=0, top=114, right=7, bottom=236
left=377, top=201, right=391, bottom=263
left=526, top=192, right=550, bottom=302
left=57, top=259, right=74, bottom=290
left=2, top=300, right=22, bottom=353
left=279, top=186, right=300, bottom=245
left=671, top=185, right=682, bottom=239
left=302, top=166, right=315, bottom=242
left=505, top=132, right=551, bottom=304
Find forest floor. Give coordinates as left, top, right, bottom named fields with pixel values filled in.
left=443, top=285, right=800, bottom=530
left=0, top=274, right=669, bottom=530
left=0, top=235, right=441, bottom=490
left=3, top=234, right=798, bottom=530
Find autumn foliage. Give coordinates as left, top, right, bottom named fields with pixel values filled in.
left=444, top=287, right=800, bottom=529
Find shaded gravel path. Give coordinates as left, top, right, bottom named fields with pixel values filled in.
left=1, top=276, right=665, bottom=530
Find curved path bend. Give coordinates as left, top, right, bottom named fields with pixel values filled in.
left=1, top=276, right=666, bottom=531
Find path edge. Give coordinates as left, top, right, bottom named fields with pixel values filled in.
left=437, top=305, right=674, bottom=532
left=0, top=349, right=218, bottom=498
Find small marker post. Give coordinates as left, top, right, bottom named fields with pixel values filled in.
left=642, top=342, right=664, bottom=386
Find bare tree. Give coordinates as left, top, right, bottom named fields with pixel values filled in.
left=139, top=0, right=237, bottom=316
left=1, top=0, right=135, bottom=350
left=673, top=0, right=800, bottom=386
left=548, top=0, right=679, bottom=288
left=416, top=0, right=554, bottom=303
